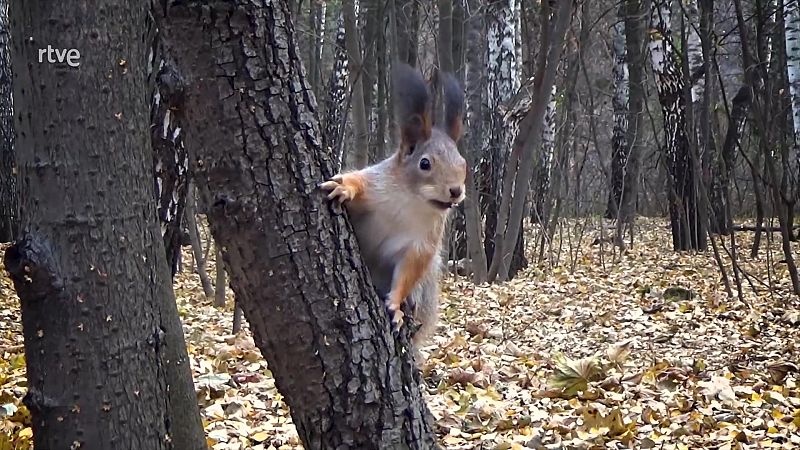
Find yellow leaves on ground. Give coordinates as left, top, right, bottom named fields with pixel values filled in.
left=1, top=218, right=800, bottom=449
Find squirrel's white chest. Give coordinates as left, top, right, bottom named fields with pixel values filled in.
left=350, top=193, right=443, bottom=265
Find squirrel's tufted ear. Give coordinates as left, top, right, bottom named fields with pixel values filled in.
left=393, top=63, right=432, bottom=155
left=442, top=72, right=464, bottom=143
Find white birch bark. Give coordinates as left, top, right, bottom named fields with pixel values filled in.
left=684, top=0, right=704, bottom=103
left=486, top=0, right=520, bottom=167
left=785, top=0, right=800, bottom=143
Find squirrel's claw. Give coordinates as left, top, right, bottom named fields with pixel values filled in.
left=389, top=309, right=404, bottom=330
left=385, top=295, right=405, bottom=330
left=320, top=178, right=352, bottom=203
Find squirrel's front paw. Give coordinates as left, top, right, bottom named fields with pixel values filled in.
left=319, top=174, right=354, bottom=204
left=385, top=295, right=405, bottom=330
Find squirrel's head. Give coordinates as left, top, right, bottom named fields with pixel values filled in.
left=392, top=64, right=466, bottom=212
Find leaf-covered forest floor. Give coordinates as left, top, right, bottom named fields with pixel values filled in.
left=2, top=218, right=800, bottom=449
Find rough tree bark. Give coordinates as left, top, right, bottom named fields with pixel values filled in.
left=0, top=1, right=15, bottom=243
left=157, top=1, right=440, bottom=448
left=6, top=1, right=205, bottom=448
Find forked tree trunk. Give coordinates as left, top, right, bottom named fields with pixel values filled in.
left=7, top=1, right=205, bottom=448
left=489, top=0, right=571, bottom=282
left=157, top=1, right=439, bottom=448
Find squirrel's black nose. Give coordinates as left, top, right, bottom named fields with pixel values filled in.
left=449, top=187, right=463, bottom=199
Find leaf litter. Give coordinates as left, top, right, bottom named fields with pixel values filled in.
left=1, top=218, right=799, bottom=449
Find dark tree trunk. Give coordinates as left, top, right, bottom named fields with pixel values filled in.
left=711, top=86, right=751, bottom=234
left=307, top=0, right=325, bottom=97
left=438, top=0, right=454, bottom=74
left=186, top=183, right=215, bottom=298
left=7, top=1, right=205, bottom=448
left=374, top=2, right=389, bottom=161
left=394, top=0, right=419, bottom=66
left=362, top=0, right=384, bottom=164
left=0, top=2, right=15, bottom=243
left=462, top=0, right=489, bottom=283
left=158, top=1, right=439, bottom=448
left=342, top=0, right=370, bottom=168
left=452, top=0, right=465, bottom=76
left=150, top=34, right=190, bottom=278
left=214, top=246, right=226, bottom=308
left=617, top=0, right=648, bottom=229
left=232, top=302, right=244, bottom=334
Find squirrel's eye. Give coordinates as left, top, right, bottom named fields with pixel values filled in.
left=419, top=158, right=431, bottom=171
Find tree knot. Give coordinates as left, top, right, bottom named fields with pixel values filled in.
left=4, top=235, right=63, bottom=303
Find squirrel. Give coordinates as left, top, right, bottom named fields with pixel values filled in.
left=320, top=63, right=466, bottom=349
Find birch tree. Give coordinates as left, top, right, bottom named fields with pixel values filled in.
left=532, top=84, right=557, bottom=223
left=606, top=13, right=629, bottom=221
left=648, top=0, right=706, bottom=250
left=785, top=0, right=800, bottom=194
left=324, top=11, right=349, bottom=169
left=483, top=0, right=527, bottom=279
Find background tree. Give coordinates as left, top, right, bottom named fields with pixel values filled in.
left=648, top=0, right=706, bottom=250
left=488, top=0, right=572, bottom=282
left=342, top=0, right=371, bottom=168
left=6, top=0, right=205, bottom=447
left=150, top=29, right=190, bottom=277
